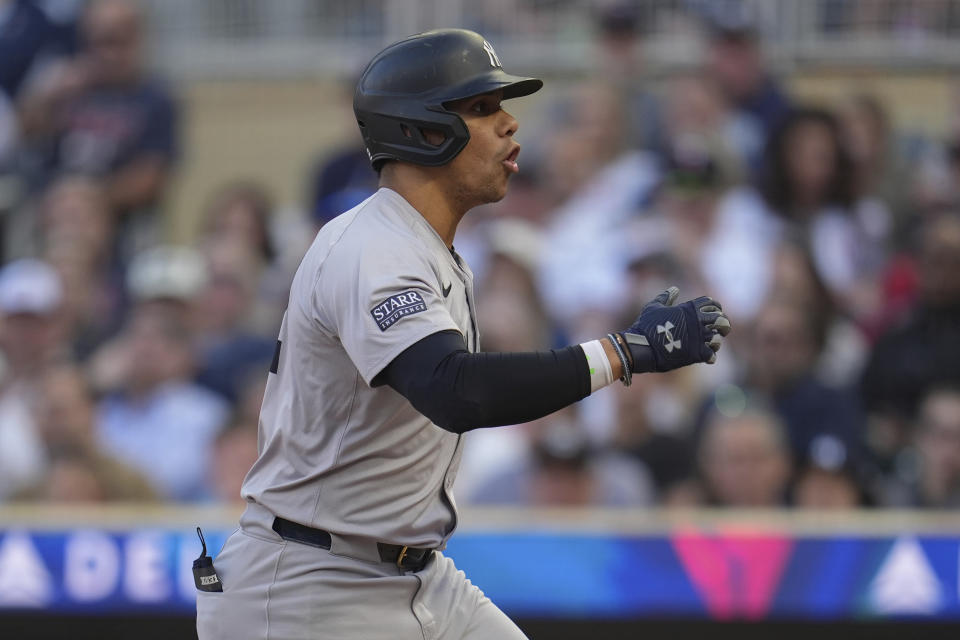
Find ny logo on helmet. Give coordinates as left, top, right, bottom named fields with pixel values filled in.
left=482, top=41, right=502, bottom=68
left=657, top=321, right=682, bottom=353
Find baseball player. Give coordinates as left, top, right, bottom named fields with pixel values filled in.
left=195, top=28, right=730, bottom=640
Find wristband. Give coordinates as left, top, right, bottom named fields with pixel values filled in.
left=579, top=339, right=614, bottom=393
left=606, top=333, right=632, bottom=387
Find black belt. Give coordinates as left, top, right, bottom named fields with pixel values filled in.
left=271, top=517, right=434, bottom=572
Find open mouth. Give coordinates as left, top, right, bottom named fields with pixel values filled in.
left=502, top=146, right=520, bottom=174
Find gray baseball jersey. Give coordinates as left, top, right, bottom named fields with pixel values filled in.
left=240, top=187, right=478, bottom=549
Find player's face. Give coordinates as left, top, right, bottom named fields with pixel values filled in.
left=442, top=90, right=521, bottom=208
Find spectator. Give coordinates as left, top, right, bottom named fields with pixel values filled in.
left=469, top=409, right=654, bottom=507
left=18, top=0, right=179, bottom=252
left=768, top=241, right=869, bottom=387
left=475, top=219, right=553, bottom=352
left=861, top=212, right=960, bottom=458
left=307, top=144, right=377, bottom=231
left=591, top=0, right=666, bottom=156
left=95, top=306, right=229, bottom=501
left=538, top=82, right=660, bottom=339
left=745, top=296, right=865, bottom=462
left=193, top=238, right=276, bottom=402
left=792, top=434, right=864, bottom=509
left=0, top=0, right=72, bottom=100
left=305, top=73, right=378, bottom=231
left=208, top=414, right=259, bottom=504
left=653, top=141, right=769, bottom=321
left=880, top=387, right=960, bottom=508
left=839, top=93, right=911, bottom=234
left=124, top=243, right=207, bottom=322
left=40, top=174, right=124, bottom=358
left=0, top=258, right=65, bottom=498
left=201, top=180, right=276, bottom=268
left=661, top=71, right=752, bottom=181
left=0, top=0, right=75, bottom=171
left=610, top=371, right=698, bottom=505
left=199, top=181, right=295, bottom=336
left=722, top=107, right=891, bottom=321
left=696, top=405, right=792, bottom=507
left=703, top=9, right=792, bottom=171
left=15, top=363, right=157, bottom=502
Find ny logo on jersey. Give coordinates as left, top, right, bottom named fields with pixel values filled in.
left=657, top=321, right=682, bottom=353
left=482, top=40, right=502, bottom=68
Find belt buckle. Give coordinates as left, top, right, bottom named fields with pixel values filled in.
left=395, top=545, right=409, bottom=568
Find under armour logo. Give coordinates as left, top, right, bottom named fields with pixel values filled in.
left=482, top=40, right=502, bottom=68
left=657, top=321, right=681, bottom=353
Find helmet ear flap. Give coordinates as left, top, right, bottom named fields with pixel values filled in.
left=400, top=123, right=444, bottom=148
left=356, top=103, right=470, bottom=168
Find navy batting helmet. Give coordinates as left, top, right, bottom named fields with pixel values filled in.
left=353, top=29, right=542, bottom=170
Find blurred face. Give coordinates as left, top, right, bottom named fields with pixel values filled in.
left=784, top=121, right=837, bottom=206
left=663, top=191, right=720, bottom=231
left=125, top=310, right=193, bottom=393
left=709, top=38, right=762, bottom=102
left=750, top=304, right=817, bottom=389
left=794, top=468, right=860, bottom=509
left=194, top=240, right=258, bottom=334
left=0, top=313, right=60, bottom=376
left=700, top=414, right=790, bottom=507
left=918, top=217, right=960, bottom=307
left=666, top=75, right=726, bottom=136
left=568, top=85, right=623, bottom=158
left=84, top=0, right=143, bottom=86
left=841, top=101, right=885, bottom=166
left=212, top=425, right=259, bottom=503
left=439, top=91, right=520, bottom=209
left=36, top=367, right=95, bottom=448
left=210, top=201, right=268, bottom=260
left=771, top=245, right=821, bottom=306
left=44, top=459, right=105, bottom=502
left=917, top=392, right=960, bottom=487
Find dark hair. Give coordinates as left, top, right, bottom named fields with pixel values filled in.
left=203, top=181, right=276, bottom=262
left=774, top=237, right=836, bottom=351
left=759, top=107, right=856, bottom=215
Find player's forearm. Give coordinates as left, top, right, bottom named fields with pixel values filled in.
left=380, top=330, right=593, bottom=433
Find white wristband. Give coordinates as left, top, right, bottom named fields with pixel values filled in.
left=579, top=339, right=614, bottom=394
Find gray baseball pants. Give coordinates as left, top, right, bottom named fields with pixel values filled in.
left=196, top=503, right=527, bottom=639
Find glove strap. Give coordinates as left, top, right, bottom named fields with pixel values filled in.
left=606, top=333, right=632, bottom=387
left=622, top=332, right=655, bottom=373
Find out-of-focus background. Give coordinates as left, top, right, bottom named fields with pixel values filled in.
left=1, top=0, right=960, bottom=638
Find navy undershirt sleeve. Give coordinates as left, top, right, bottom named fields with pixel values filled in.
left=376, top=330, right=592, bottom=433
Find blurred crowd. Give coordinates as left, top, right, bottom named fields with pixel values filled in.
left=0, top=0, right=959, bottom=512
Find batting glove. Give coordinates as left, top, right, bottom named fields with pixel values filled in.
left=611, top=286, right=731, bottom=379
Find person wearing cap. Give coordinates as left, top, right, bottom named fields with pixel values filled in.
left=93, top=304, right=229, bottom=501
left=468, top=408, right=655, bottom=507
left=0, top=258, right=66, bottom=498
left=197, top=29, right=729, bottom=640
left=704, top=8, right=792, bottom=173
left=792, top=434, right=865, bottom=509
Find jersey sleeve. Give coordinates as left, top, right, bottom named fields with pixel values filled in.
left=317, top=238, right=460, bottom=386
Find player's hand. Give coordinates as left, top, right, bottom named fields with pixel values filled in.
left=618, top=286, right=731, bottom=373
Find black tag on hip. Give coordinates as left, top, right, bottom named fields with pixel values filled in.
left=192, top=527, right=223, bottom=592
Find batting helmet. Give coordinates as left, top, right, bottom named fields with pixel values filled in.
left=354, top=29, right=543, bottom=169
